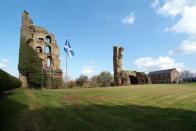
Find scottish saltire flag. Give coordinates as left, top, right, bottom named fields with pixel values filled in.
left=64, top=39, right=74, bottom=58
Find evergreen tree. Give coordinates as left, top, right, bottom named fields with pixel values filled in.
left=18, top=36, right=47, bottom=88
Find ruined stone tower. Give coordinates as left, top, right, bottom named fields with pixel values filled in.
left=113, top=46, right=151, bottom=86
left=19, top=11, right=62, bottom=87
left=113, top=46, right=124, bottom=86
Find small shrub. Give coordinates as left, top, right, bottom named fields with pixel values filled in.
left=97, top=72, right=113, bottom=87
left=49, top=77, right=63, bottom=89
left=90, top=72, right=113, bottom=87
left=90, top=76, right=99, bottom=88
left=65, top=81, right=76, bottom=88
left=76, top=75, right=88, bottom=88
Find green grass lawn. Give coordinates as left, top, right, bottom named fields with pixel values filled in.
left=1, top=83, right=196, bottom=131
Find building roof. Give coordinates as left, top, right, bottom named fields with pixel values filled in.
left=148, top=68, right=176, bottom=75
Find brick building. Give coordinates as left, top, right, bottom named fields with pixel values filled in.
left=148, top=68, right=182, bottom=84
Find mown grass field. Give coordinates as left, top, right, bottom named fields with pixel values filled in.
left=1, top=83, right=196, bottom=131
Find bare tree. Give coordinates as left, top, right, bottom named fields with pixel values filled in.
left=90, top=72, right=113, bottom=87
left=63, top=75, right=71, bottom=82
left=76, top=75, right=88, bottom=88
left=180, top=70, right=194, bottom=78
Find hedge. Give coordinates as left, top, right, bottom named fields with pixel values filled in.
left=0, top=69, right=22, bottom=93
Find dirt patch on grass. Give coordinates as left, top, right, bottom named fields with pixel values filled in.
left=26, top=90, right=35, bottom=98
left=84, top=95, right=114, bottom=104
left=60, top=95, right=82, bottom=105
left=67, top=95, right=81, bottom=103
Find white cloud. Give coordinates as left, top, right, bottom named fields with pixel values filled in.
left=152, top=0, right=196, bottom=54
left=1, top=58, right=11, bottom=63
left=191, top=69, right=196, bottom=74
left=170, top=6, right=196, bottom=35
left=151, top=0, right=160, bottom=8
left=81, top=66, right=96, bottom=76
left=0, top=67, right=19, bottom=78
left=156, top=0, right=190, bottom=17
left=169, top=38, right=196, bottom=54
left=122, top=12, right=135, bottom=24
left=0, top=58, right=11, bottom=69
left=7, top=70, right=19, bottom=78
left=81, top=60, right=98, bottom=77
left=0, top=63, right=8, bottom=68
left=134, top=56, right=185, bottom=72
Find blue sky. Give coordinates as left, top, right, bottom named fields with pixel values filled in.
left=0, top=0, right=196, bottom=79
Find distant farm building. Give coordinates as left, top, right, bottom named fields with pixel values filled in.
left=148, top=68, right=183, bottom=84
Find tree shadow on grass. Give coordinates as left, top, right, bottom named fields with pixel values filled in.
left=16, top=103, right=196, bottom=131
left=0, top=92, right=28, bottom=131
left=1, top=91, right=196, bottom=131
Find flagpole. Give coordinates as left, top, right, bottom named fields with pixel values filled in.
left=50, top=67, right=51, bottom=89
left=41, top=67, right=43, bottom=90
left=65, top=52, right=68, bottom=98
left=66, top=54, right=68, bottom=82
left=64, top=36, right=74, bottom=100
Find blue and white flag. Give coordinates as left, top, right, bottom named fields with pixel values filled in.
left=64, top=39, right=74, bottom=58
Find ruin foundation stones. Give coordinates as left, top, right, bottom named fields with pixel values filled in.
left=113, top=46, right=151, bottom=86
left=19, top=11, right=63, bottom=87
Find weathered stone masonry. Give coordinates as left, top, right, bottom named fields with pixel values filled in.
left=19, top=11, right=62, bottom=87
left=113, top=46, right=151, bottom=86
left=113, top=46, right=124, bottom=86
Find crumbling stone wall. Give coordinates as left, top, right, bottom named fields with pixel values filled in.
left=136, top=72, right=151, bottom=84
left=19, top=11, right=62, bottom=87
left=113, top=46, right=124, bottom=86
left=113, top=46, right=151, bottom=86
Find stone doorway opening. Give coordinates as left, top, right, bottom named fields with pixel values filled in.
left=129, top=75, right=138, bottom=84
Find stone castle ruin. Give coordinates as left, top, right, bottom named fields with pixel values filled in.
left=19, top=11, right=62, bottom=87
left=113, top=46, right=151, bottom=86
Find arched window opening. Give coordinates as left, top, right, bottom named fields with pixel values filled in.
left=38, top=38, right=44, bottom=44
left=45, top=45, right=51, bottom=54
left=47, top=57, right=51, bottom=67
left=46, top=36, right=51, bottom=43
left=35, top=46, right=42, bottom=53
